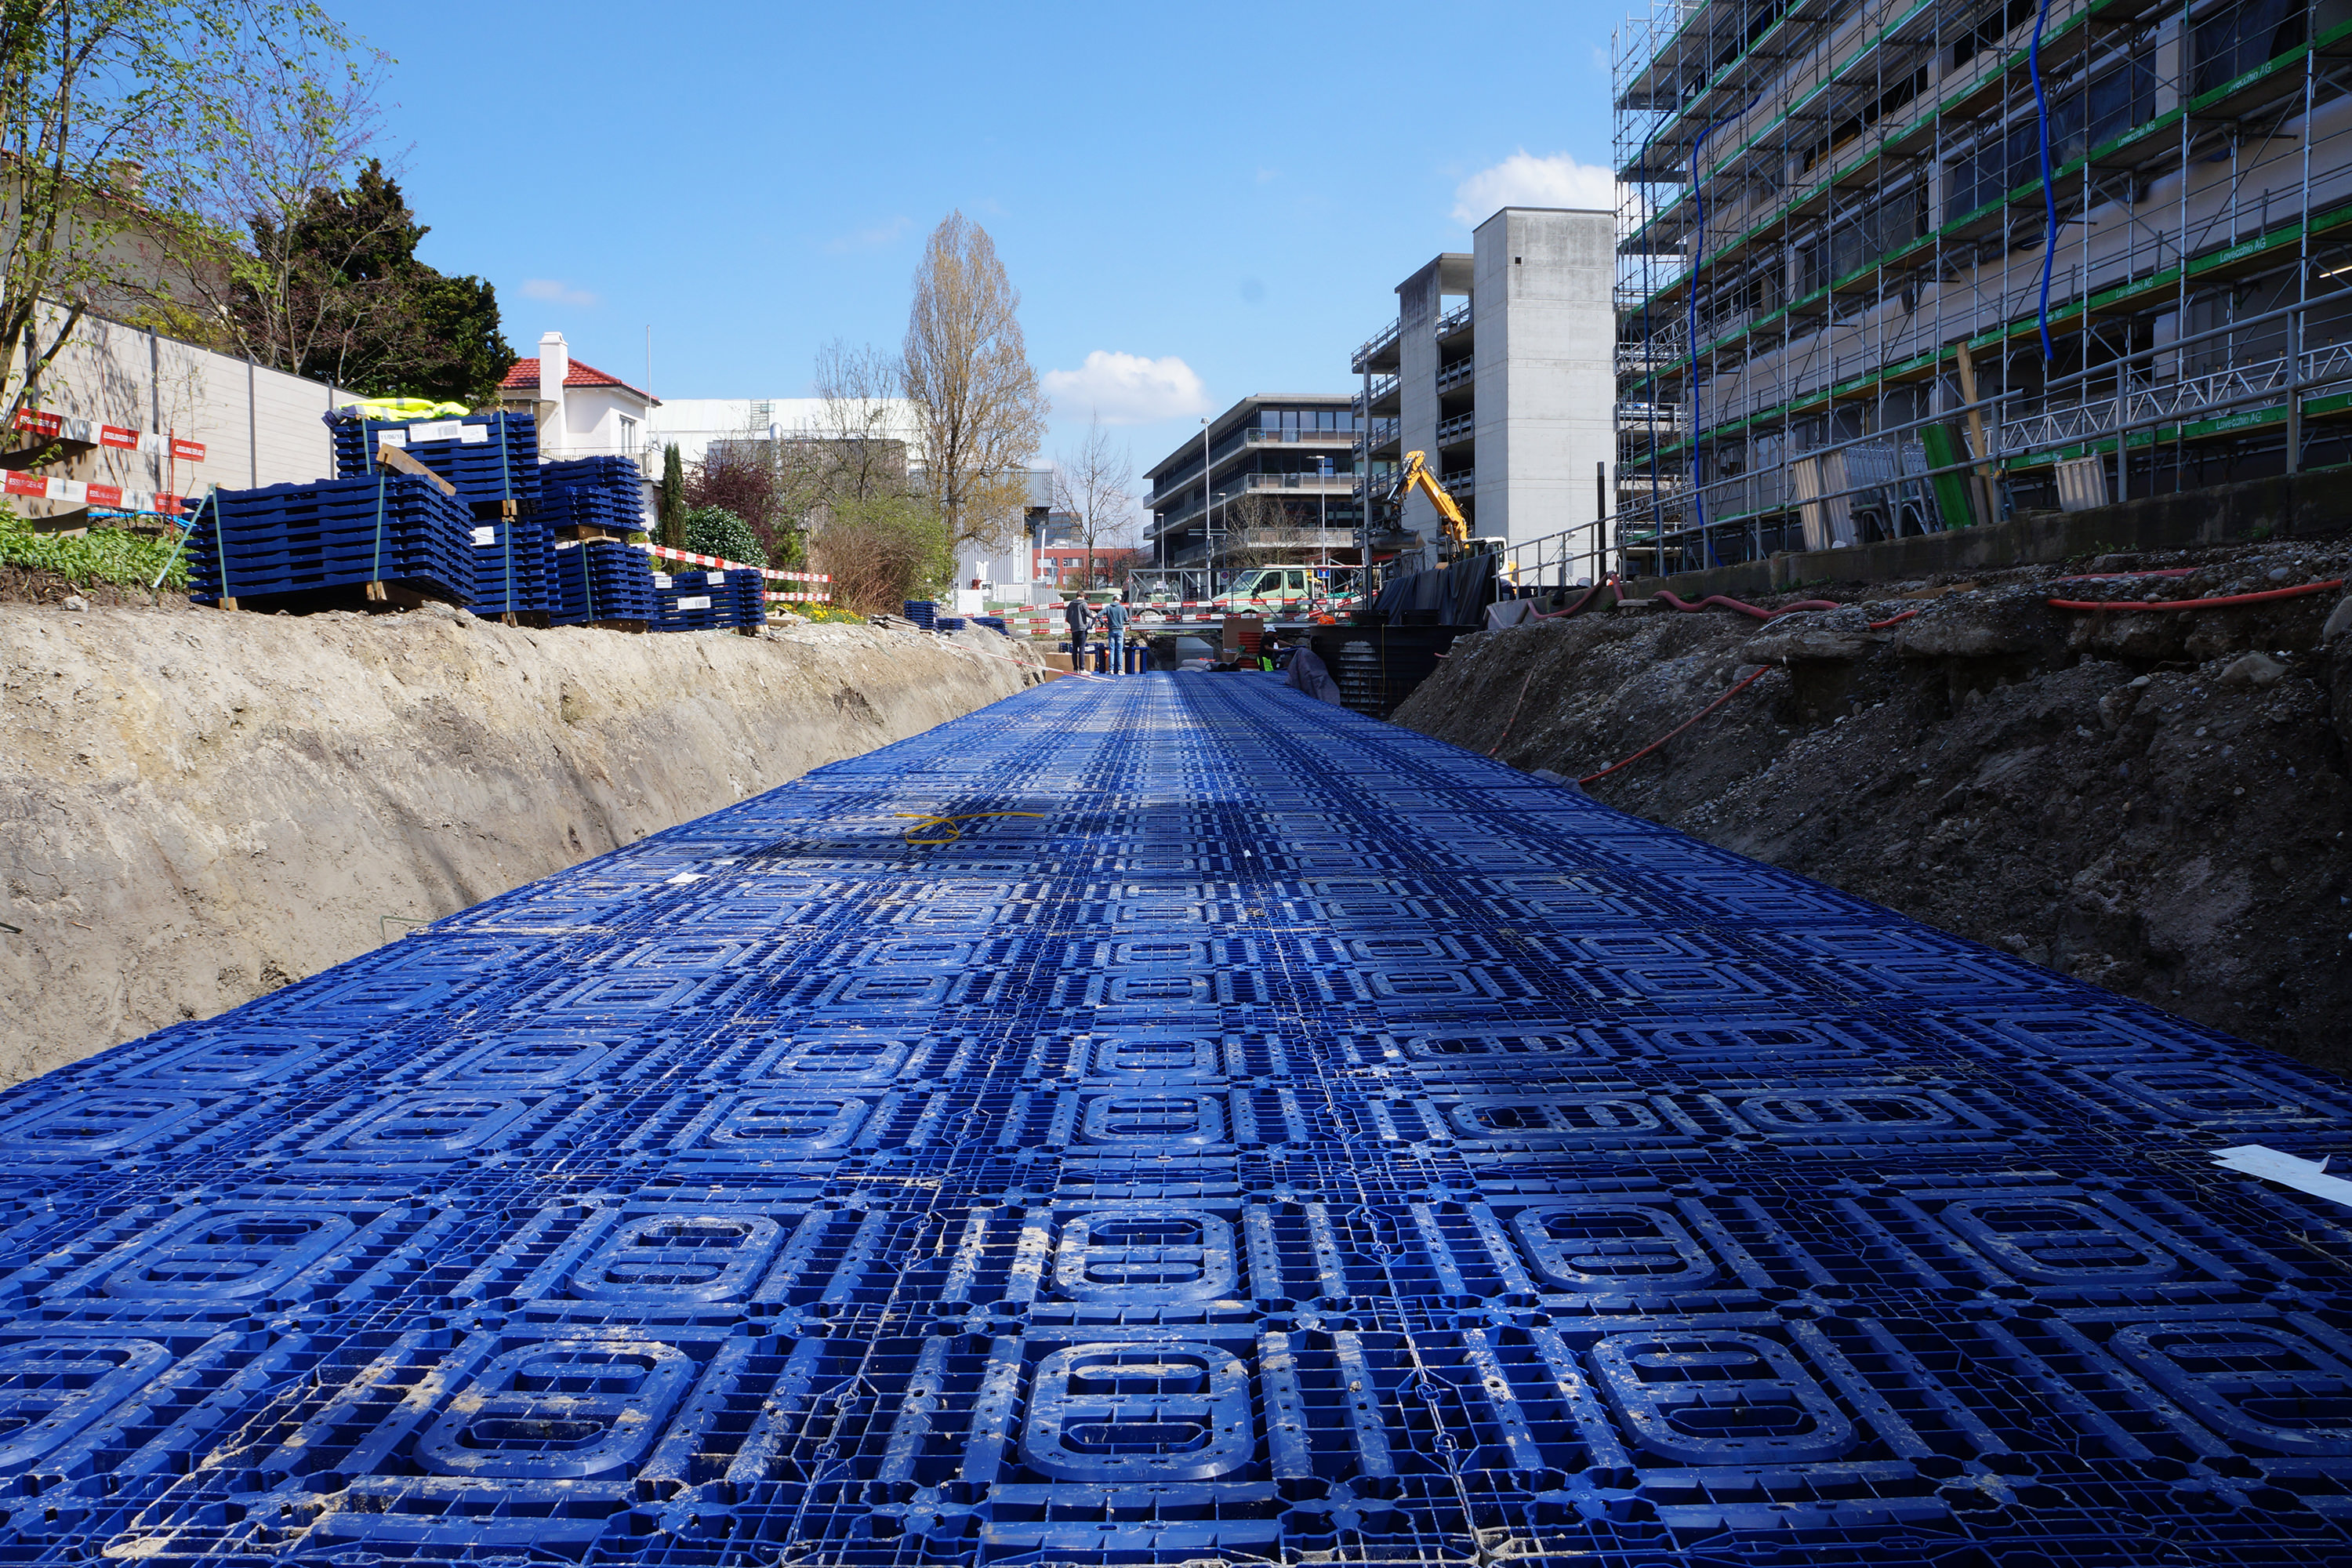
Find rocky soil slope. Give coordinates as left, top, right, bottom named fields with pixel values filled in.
left=1392, top=540, right=2352, bottom=1074
left=0, top=600, right=1038, bottom=1082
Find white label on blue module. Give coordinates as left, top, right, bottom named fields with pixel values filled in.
left=471, top=526, right=496, bottom=546
left=676, top=595, right=712, bottom=610
left=2212, top=1145, right=2352, bottom=1207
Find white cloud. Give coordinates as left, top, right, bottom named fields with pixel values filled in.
left=521, top=278, right=598, bottom=309
left=1450, top=151, right=1619, bottom=227
left=824, top=216, right=911, bottom=253
left=1043, top=351, right=1210, bottom=425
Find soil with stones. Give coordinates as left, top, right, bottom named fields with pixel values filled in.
left=1392, top=539, right=2352, bottom=1076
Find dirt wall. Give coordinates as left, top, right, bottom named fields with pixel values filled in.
left=1393, top=540, right=2352, bottom=1075
left=0, top=601, right=1037, bottom=1083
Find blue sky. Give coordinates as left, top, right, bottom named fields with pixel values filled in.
left=334, top=2, right=1617, bottom=502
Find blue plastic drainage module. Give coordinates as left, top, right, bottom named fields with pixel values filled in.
left=2, top=671, right=2349, bottom=1566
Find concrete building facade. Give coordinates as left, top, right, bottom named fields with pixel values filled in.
left=1352, top=208, right=1618, bottom=557
left=1143, top=394, right=1360, bottom=576
left=1612, top=0, right=2352, bottom=575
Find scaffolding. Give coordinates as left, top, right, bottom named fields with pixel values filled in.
left=1558, top=0, right=2352, bottom=581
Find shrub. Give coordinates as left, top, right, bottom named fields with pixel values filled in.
left=681, top=506, right=767, bottom=568
left=0, top=507, right=187, bottom=591
left=814, top=495, right=954, bottom=615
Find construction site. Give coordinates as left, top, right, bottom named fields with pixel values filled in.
left=5, top=0, right=2352, bottom=1561
left=1605, top=0, right=2352, bottom=572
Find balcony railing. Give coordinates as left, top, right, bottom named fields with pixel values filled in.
left=1243, top=471, right=1357, bottom=492
left=1351, top=373, right=1400, bottom=415
left=1352, top=317, right=1402, bottom=372
left=1436, top=357, right=1475, bottom=394
left=1353, top=418, right=1400, bottom=456
left=1437, top=411, right=1476, bottom=445
left=1436, top=301, right=1473, bottom=338
left=1244, top=426, right=1357, bottom=446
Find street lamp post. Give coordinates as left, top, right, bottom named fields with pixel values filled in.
left=1200, top=416, right=1214, bottom=599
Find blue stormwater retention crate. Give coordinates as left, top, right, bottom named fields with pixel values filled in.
left=188, top=474, right=475, bottom=604
left=551, top=537, right=657, bottom=624
left=1, top=673, right=2350, bottom=1563
left=328, top=409, right=543, bottom=516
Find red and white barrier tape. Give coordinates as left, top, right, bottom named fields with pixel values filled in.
left=12, top=409, right=204, bottom=462
left=637, top=541, right=829, bottom=583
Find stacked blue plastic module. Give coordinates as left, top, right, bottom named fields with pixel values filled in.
left=189, top=474, right=475, bottom=604
left=934, top=615, right=967, bottom=633
left=539, top=456, right=644, bottom=532
left=465, top=510, right=554, bottom=617
left=730, top=567, right=768, bottom=629
left=550, top=537, right=655, bottom=623
left=327, top=410, right=542, bottom=516
left=5, top=673, right=2350, bottom=1566
left=974, top=614, right=1007, bottom=635
left=652, top=567, right=728, bottom=631
left=901, top=597, right=937, bottom=629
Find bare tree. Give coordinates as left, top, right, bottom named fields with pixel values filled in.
left=810, top=339, right=913, bottom=506
left=161, top=38, right=398, bottom=379
left=900, top=212, right=1047, bottom=554
left=0, top=2, right=354, bottom=426
left=1050, top=412, right=1135, bottom=588
left=1218, top=492, right=1308, bottom=571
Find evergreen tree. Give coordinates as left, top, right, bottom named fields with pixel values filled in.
left=234, top=161, right=514, bottom=404
left=659, top=444, right=685, bottom=550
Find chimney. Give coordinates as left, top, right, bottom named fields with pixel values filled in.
left=538, top=331, right=569, bottom=455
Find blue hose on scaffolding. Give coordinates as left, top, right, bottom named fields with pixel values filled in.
left=2030, top=0, right=2059, bottom=358
left=1686, top=121, right=1726, bottom=568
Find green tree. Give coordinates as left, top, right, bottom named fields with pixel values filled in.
left=659, top=443, right=684, bottom=550
left=0, top=1, right=357, bottom=424
left=682, top=506, right=767, bottom=569
left=221, top=161, right=512, bottom=403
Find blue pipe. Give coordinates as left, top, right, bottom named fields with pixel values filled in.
left=2030, top=0, right=2059, bottom=358
left=1687, top=121, right=1725, bottom=568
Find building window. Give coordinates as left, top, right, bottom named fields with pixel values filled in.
left=618, top=415, right=638, bottom=455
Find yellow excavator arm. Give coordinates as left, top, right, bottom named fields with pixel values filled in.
left=1385, top=451, right=1469, bottom=548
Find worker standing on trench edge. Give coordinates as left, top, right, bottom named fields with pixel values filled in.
left=1102, top=597, right=1129, bottom=675
left=1064, top=593, right=1090, bottom=673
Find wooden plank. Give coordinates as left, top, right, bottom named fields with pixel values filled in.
left=374, top=442, right=456, bottom=496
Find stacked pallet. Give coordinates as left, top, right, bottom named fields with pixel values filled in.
left=189, top=475, right=474, bottom=607
left=465, top=511, right=555, bottom=619
left=935, top=615, right=968, bottom=633
left=652, top=568, right=727, bottom=631
left=651, top=567, right=770, bottom=633
left=902, top=599, right=938, bottom=629
left=328, top=412, right=541, bottom=517
left=550, top=538, right=656, bottom=625
left=728, top=567, right=767, bottom=630
left=539, top=456, right=644, bottom=535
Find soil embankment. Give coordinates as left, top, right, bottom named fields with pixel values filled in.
left=1393, top=540, right=2352, bottom=1074
left=1, top=601, right=1038, bottom=1082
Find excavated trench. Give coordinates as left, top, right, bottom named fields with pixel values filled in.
left=1392, top=539, right=2352, bottom=1074
left=0, top=597, right=1040, bottom=1083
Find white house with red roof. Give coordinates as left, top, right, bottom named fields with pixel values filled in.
left=496, top=331, right=659, bottom=463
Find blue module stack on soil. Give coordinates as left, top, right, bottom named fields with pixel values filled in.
left=327, top=410, right=543, bottom=517
left=0, top=673, right=2347, bottom=1565
left=550, top=536, right=657, bottom=625
left=188, top=474, right=476, bottom=604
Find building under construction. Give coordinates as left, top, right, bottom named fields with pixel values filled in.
left=1612, top=0, right=2352, bottom=572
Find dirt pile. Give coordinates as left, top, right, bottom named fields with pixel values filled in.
left=0, top=600, right=1038, bottom=1082
left=1392, top=540, right=2352, bottom=1073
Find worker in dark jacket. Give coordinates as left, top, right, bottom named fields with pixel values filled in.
left=1063, top=596, right=1090, bottom=671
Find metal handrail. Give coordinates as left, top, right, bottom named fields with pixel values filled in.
left=1436, top=358, right=1475, bottom=393
left=1437, top=301, right=1474, bottom=336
